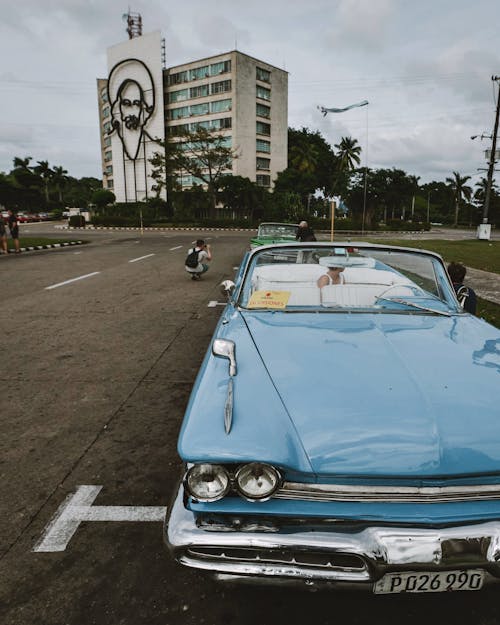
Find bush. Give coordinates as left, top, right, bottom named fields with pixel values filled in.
left=69, top=214, right=85, bottom=228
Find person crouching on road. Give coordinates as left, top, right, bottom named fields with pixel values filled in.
left=185, top=239, right=212, bottom=280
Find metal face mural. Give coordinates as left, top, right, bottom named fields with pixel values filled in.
left=107, top=58, right=157, bottom=201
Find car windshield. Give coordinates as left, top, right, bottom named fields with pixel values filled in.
left=238, top=244, right=459, bottom=314
left=257, top=224, right=298, bottom=238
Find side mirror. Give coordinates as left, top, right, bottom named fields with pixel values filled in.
left=220, top=280, right=235, bottom=300
left=212, top=339, right=237, bottom=376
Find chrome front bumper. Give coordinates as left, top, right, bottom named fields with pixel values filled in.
left=165, top=486, right=500, bottom=587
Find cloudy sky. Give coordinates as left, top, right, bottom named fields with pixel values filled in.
left=1, top=0, right=499, bottom=185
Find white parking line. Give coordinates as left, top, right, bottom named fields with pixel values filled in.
left=129, top=253, right=155, bottom=263
left=33, top=485, right=167, bottom=552
left=45, top=272, right=101, bottom=290
left=208, top=301, right=226, bottom=307
left=169, top=246, right=182, bottom=251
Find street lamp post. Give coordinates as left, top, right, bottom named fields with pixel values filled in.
left=483, top=76, right=500, bottom=225
left=472, top=76, right=500, bottom=239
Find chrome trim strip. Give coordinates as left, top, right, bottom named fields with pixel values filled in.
left=275, top=482, right=500, bottom=503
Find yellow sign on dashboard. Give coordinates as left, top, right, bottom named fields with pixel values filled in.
left=248, top=290, right=291, bottom=309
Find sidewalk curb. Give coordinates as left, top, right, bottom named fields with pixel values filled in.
left=3, top=240, right=84, bottom=255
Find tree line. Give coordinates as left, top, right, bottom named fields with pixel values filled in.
left=2, top=128, right=499, bottom=228
left=0, top=157, right=102, bottom=214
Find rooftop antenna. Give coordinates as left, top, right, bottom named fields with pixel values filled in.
left=161, top=38, right=166, bottom=69
left=122, top=9, right=142, bottom=39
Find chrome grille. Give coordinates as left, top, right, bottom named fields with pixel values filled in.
left=275, top=482, right=500, bottom=503
left=187, top=546, right=366, bottom=571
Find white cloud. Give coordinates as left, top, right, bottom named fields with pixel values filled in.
left=0, top=0, right=499, bottom=183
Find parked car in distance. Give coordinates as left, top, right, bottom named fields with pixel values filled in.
left=250, top=222, right=298, bottom=248
left=165, top=241, right=500, bottom=594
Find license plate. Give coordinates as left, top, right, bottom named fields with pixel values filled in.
left=374, top=569, right=484, bottom=594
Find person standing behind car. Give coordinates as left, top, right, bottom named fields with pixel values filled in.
left=7, top=209, right=20, bottom=253
left=185, top=239, right=212, bottom=280
left=448, top=261, right=477, bottom=314
left=296, top=220, right=316, bottom=242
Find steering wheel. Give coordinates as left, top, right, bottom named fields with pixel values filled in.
left=375, top=283, right=426, bottom=301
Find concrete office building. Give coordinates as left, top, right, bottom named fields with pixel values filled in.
left=97, top=30, right=288, bottom=204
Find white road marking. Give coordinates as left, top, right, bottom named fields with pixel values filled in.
left=129, top=253, right=155, bottom=263
left=169, top=246, right=182, bottom=251
left=33, top=485, right=167, bottom=552
left=45, top=272, right=100, bottom=290
left=208, top=301, right=226, bottom=307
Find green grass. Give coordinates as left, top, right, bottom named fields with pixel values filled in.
left=7, top=237, right=86, bottom=250
left=368, top=239, right=500, bottom=274
left=477, top=298, right=500, bottom=329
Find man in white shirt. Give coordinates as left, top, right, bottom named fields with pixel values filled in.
left=185, top=239, right=212, bottom=280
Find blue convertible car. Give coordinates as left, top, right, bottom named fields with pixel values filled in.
left=165, top=242, right=500, bottom=594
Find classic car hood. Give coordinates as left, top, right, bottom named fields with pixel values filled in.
left=242, top=312, right=500, bottom=478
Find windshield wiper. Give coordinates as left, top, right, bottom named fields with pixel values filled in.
left=376, top=297, right=451, bottom=316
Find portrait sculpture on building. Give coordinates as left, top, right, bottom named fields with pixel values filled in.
left=107, top=58, right=156, bottom=161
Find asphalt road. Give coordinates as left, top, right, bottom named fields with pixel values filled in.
left=1, top=226, right=500, bottom=625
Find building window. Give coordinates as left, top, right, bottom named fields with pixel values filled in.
left=169, top=106, right=190, bottom=120
left=256, top=121, right=271, bottom=136
left=257, top=157, right=270, bottom=170
left=168, top=89, right=189, bottom=103
left=256, top=85, right=271, bottom=101
left=256, top=103, right=270, bottom=118
left=104, top=136, right=111, bottom=147
left=100, top=88, right=108, bottom=103
left=211, top=99, right=232, bottom=114
left=106, top=165, right=113, bottom=175
left=104, top=150, right=112, bottom=162
left=169, top=70, right=189, bottom=85
left=256, top=174, right=271, bottom=187
left=210, top=117, right=232, bottom=130
left=102, top=106, right=110, bottom=119
left=210, top=60, right=231, bottom=76
left=256, top=67, right=271, bottom=83
left=190, top=65, right=210, bottom=81
left=190, top=84, right=209, bottom=99
left=190, top=102, right=210, bottom=116
left=190, top=120, right=211, bottom=131
left=167, top=123, right=190, bottom=136
left=211, top=80, right=231, bottom=95
left=256, top=139, right=271, bottom=153
left=106, top=179, right=114, bottom=189
left=103, top=121, right=112, bottom=133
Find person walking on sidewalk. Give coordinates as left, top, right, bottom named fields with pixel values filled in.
left=448, top=261, right=477, bottom=314
left=7, top=209, right=20, bottom=253
left=0, top=217, right=8, bottom=254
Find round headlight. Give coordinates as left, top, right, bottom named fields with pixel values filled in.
left=185, top=464, right=230, bottom=502
left=235, top=463, right=281, bottom=500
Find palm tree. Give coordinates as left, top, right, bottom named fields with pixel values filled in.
left=289, top=142, right=319, bottom=174
left=334, top=136, right=362, bottom=173
left=445, top=171, right=472, bottom=227
left=52, top=165, right=68, bottom=203
left=13, top=156, right=33, bottom=171
left=34, top=160, right=54, bottom=202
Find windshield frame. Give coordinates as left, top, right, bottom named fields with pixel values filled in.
left=235, top=242, right=461, bottom=314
